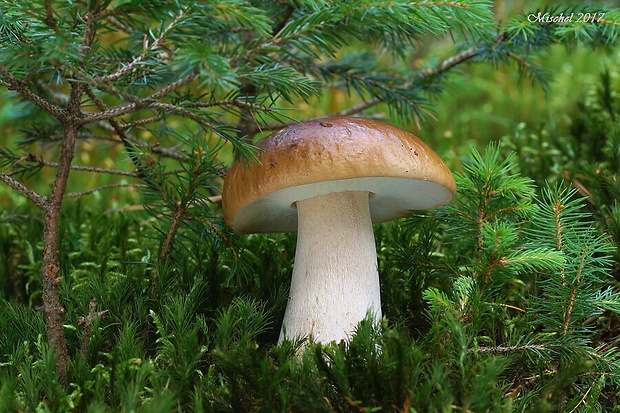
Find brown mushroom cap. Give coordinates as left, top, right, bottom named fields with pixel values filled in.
left=222, top=117, right=456, bottom=233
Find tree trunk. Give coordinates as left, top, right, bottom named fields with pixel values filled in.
left=41, top=209, right=69, bottom=381
left=40, top=122, right=79, bottom=382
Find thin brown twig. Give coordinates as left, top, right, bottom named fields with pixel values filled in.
left=44, top=0, right=57, bottom=29
left=105, top=16, right=134, bottom=33
left=568, top=373, right=601, bottom=413
left=65, top=183, right=148, bottom=199
left=121, top=115, right=164, bottom=130
left=151, top=145, right=188, bottom=161
left=77, top=298, right=108, bottom=359
left=148, top=71, right=198, bottom=100
left=149, top=103, right=218, bottom=130
left=418, top=47, right=480, bottom=78
left=563, top=245, right=589, bottom=336
left=0, top=65, right=68, bottom=120
left=330, top=98, right=382, bottom=117
left=0, top=171, right=47, bottom=209
left=187, top=99, right=274, bottom=112
left=470, top=344, right=549, bottom=354
left=48, top=162, right=139, bottom=177
left=82, top=85, right=158, bottom=185
left=78, top=80, right=203, bottom=126
left=5, top=154, right=138, bottom=178
left=104, top=204, right=149, bottom=215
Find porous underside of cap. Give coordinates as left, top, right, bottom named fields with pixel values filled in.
left=222, top=117, right=456, bottom=233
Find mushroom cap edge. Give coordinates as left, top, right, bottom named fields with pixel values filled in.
left=222, top=117, right=456, bottom=233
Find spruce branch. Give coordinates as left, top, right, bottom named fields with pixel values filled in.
left=145, top=103, right=218, bottom=131
left=159, top=208, right=183, bottom=262
left=322, top=36, right=498, bottom=121
left=472, top=344, right=550, bottom=354
left=199, top=216, right=239, bottom=259
left=74, top=67, right=143, bottom=105
left=132, top=194, right=223, bottom=221
left=96, top=10, right=188, bottom=83
left=418, top=47, right=481, bottom=78
left=79, top=99, right=144, bottom=125
left=148, top=71, right=198, bottom=101
left=156, top=160, right=221, bottom=261
left=74, top=64, right=194, bottom=128
left=37, top=161, right=139, bottom=178
left=331, top=99, right=382, bottom=118
left=44, top=0, right=56, bottom=30
left=0, top=171, right=47, bottom=209
left=562, top=244, right=588, bottom=336
left=569, top=376, right=601, bottom=413
left=187, top=99, right=274, bottom=113
left=150, top=144, right=188, bottom=162
left=120, top=115, right=165, bottom=130
left=0, top=65, right=68, bottom=120
left=319, top=6, right=618, bottom=122
left=79, top=95, right=213, bottom=128
left=82, top=84, right=159, bottom=182
left=77, top=298, right=108, bottom=359
left=251, top=40, right=497, bottom=132
left=65, top=183, right=148, bottom=199
left=553, top=199, right=565, bottom=254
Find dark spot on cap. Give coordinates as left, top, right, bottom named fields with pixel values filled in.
left=319, top=121, right=332, bottom=127
left=414, top=150, right=419, bottom=156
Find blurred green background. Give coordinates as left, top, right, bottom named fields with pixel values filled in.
left=0, top=0, right=618, bottom=207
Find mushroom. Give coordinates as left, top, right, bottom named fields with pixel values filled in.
left=222, top=117, right=456, bottom=344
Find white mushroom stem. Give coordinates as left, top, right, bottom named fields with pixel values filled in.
left=278, top=190, right=382, bottom=344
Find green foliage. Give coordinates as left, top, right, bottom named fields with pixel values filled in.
left=2, top=142, right=619, bottom=411
left=504, top=66, right=620, bottom=275
left=1, top=0, right=620, bottom=411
